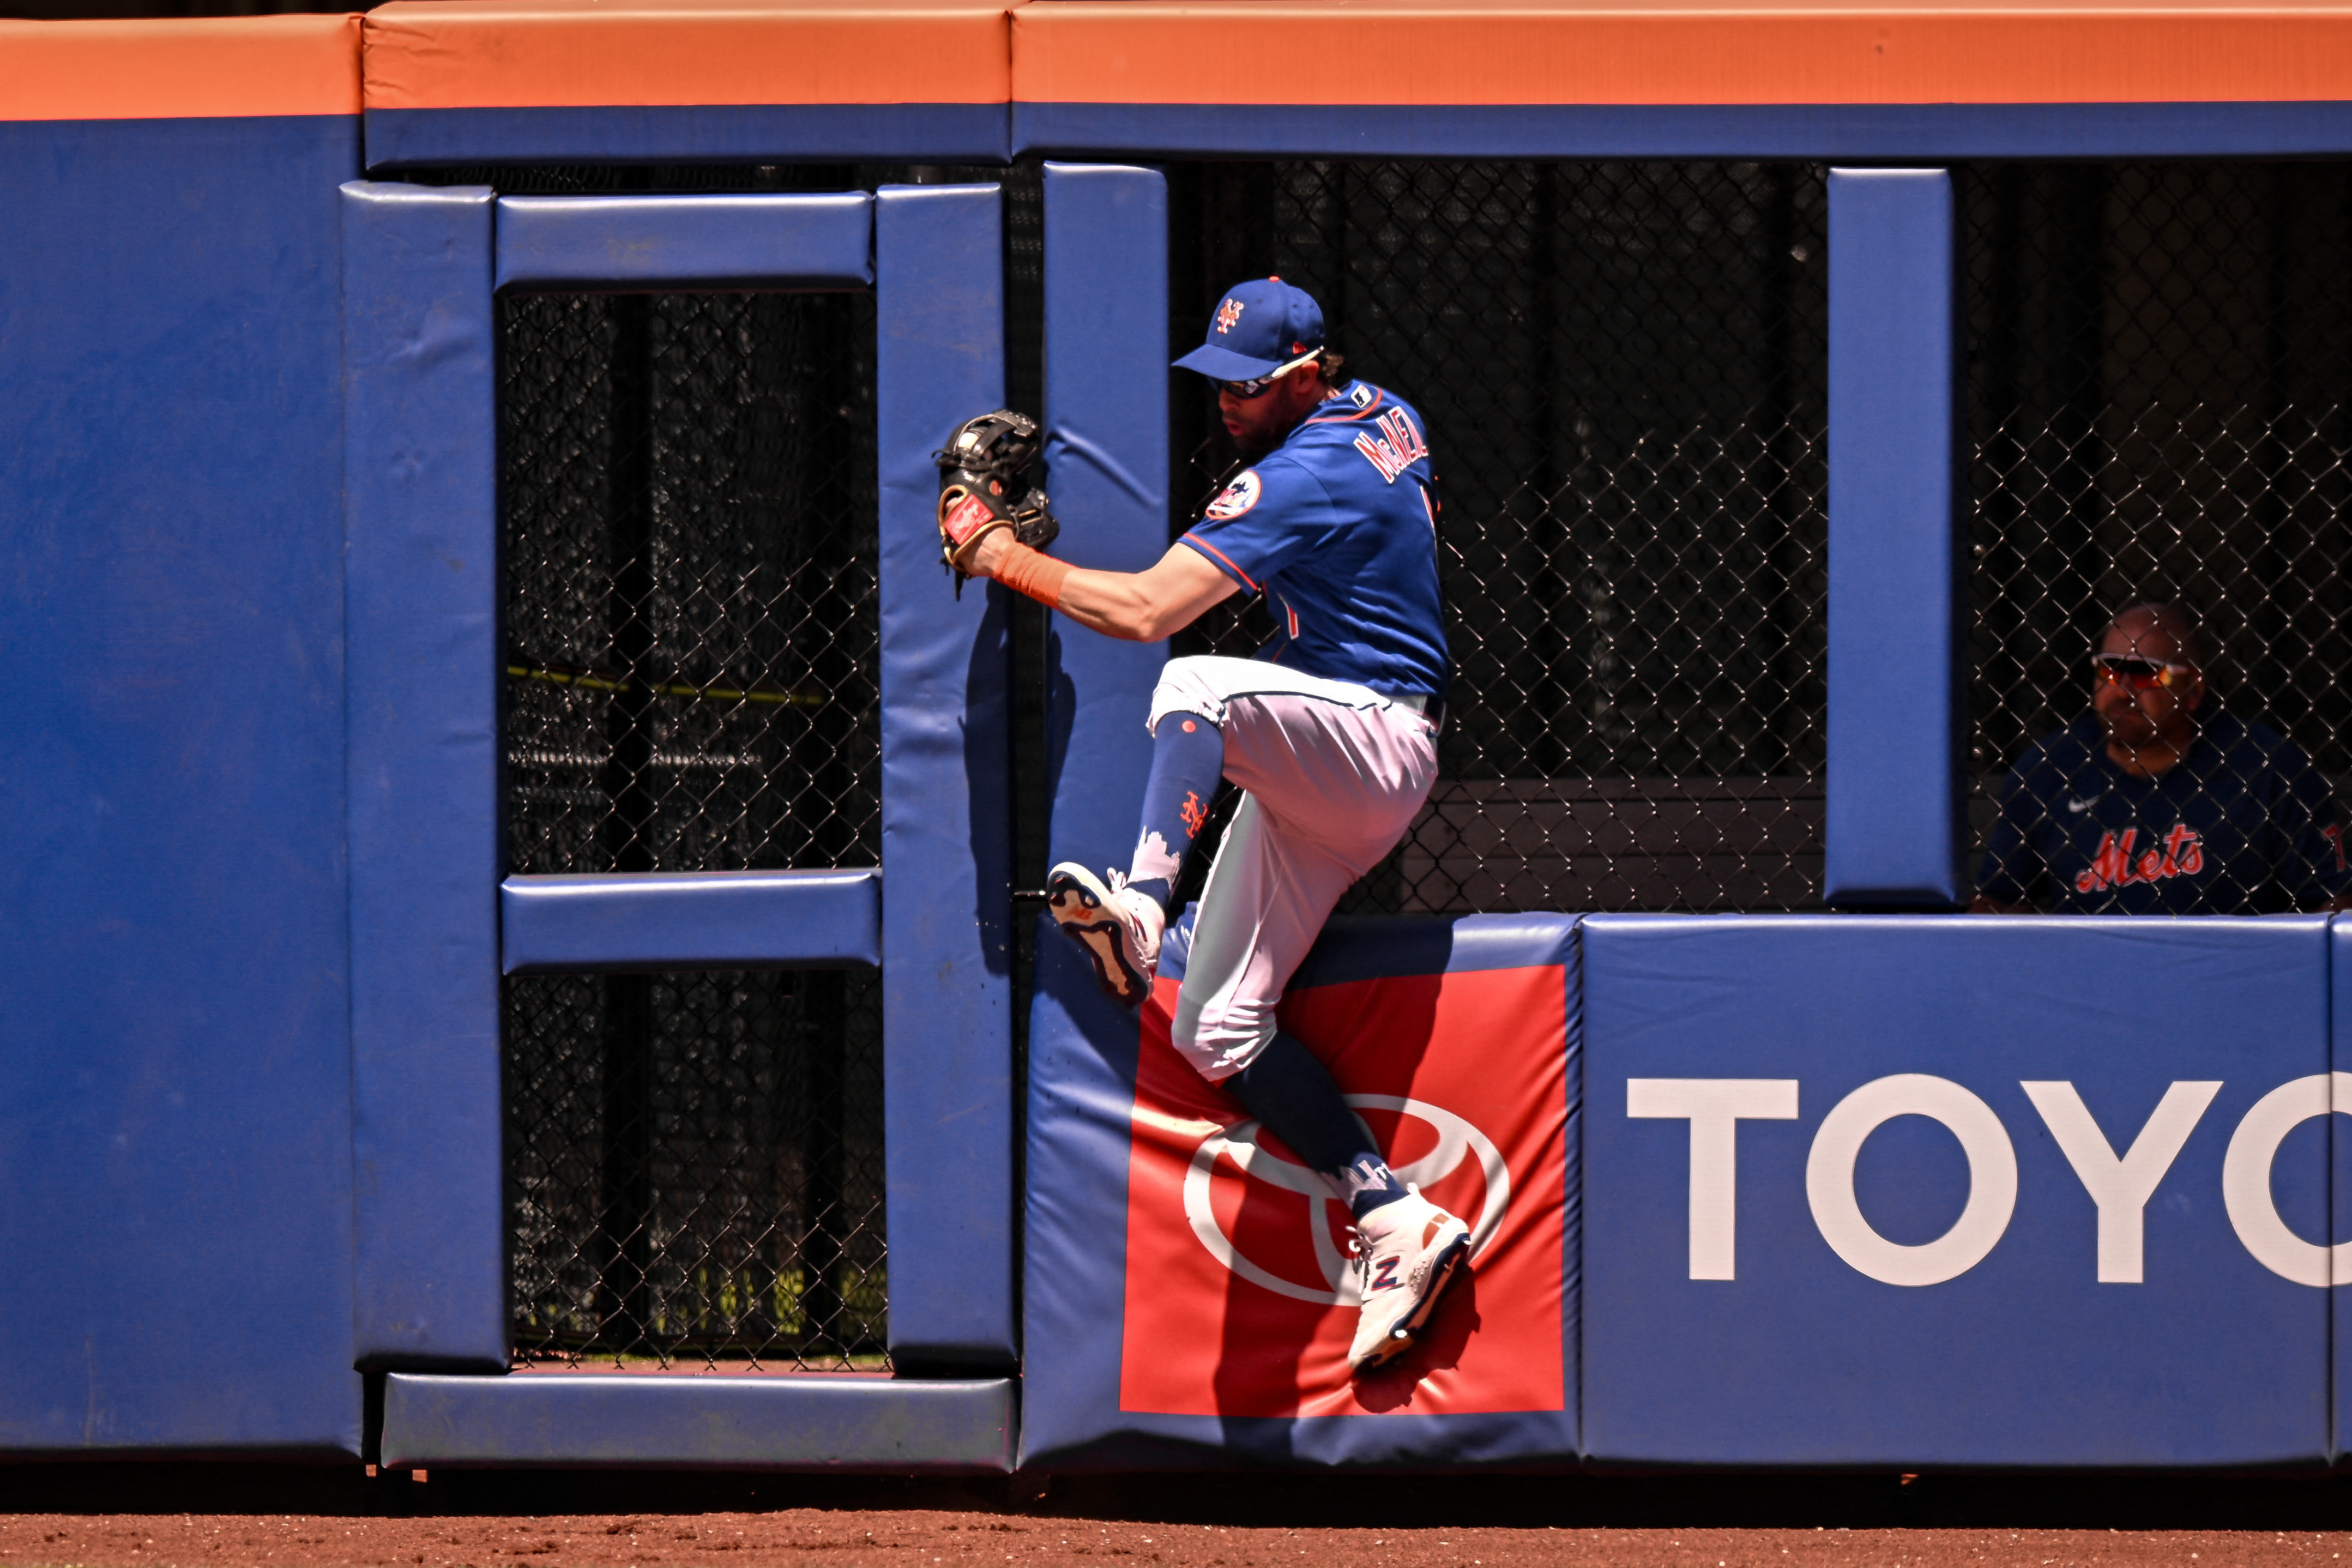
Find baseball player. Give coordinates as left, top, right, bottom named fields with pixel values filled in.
left=938, top=278, right=1468, bottom=1375
left=1973, top=601, right=2352, bottom=914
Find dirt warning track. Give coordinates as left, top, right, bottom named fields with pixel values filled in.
left=2, top=1468, right=2350, bottom=1568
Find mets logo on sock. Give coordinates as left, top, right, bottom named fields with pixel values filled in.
left=1183, top=1097, right=1509, bottom=1307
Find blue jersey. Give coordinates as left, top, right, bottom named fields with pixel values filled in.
left=1976, top=711, right=2352, bottom=914
left=1177, top=381, right=1450, bottom=699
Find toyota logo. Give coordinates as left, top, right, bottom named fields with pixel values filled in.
left=1182, top=1095, right=1511, bottom=1307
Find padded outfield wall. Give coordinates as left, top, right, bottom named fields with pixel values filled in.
left=6, top=0, right=2352, bottom=1472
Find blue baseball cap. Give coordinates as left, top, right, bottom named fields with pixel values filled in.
left=1173, top=277, right=1325, bottom=381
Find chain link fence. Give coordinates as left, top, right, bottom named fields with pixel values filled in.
left=507, top=970, right=886, bottom=1370
left=502, top=289, right=881, bottom=876
left=1166, top=161, right=1830, bottom=915
left=1963, top=163, right=2352, bottom=915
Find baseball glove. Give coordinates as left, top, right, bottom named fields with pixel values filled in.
left=936, top=409, right=1060, bottom=596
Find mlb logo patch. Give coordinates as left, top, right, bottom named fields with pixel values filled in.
left=1118, top=966, right=1567, bottom=1418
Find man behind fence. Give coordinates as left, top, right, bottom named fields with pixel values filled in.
left=1971, top=602, right=2352, bottom=914
left=953, top=278, right=1467, bottom=1376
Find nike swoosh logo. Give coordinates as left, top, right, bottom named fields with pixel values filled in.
left=2066, top=794, right=2104, bottom=813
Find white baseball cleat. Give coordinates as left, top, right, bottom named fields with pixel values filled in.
left=1046, top=863, right=1164, bottom=1007
left=1347, top=1191, right=1473, bottom=1376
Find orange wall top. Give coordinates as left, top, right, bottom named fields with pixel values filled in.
left=1012, top=0, right=2352, bottom=106
left=0, top=14, right=359, bottom=121
left=364, top=0, right=1018, bottom=111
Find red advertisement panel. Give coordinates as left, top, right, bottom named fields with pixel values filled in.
left=1118, top=966, right=1567, bottom=1418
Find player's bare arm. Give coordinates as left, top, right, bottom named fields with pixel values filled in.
left=964, top=532, right=1237, bottom=641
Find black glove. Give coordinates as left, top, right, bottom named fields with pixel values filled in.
left=935, top=409, right=1061, bottom=596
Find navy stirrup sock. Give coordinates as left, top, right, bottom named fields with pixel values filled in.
left=1226, top=1030, right=1410, bottom=1221
left=1124, top=714, right=1225, bottom=910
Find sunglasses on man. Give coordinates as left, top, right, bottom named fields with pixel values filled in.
left=1216, top=349, right=1325, bottom=400
left=2091, top=653, right=2195, bottom=691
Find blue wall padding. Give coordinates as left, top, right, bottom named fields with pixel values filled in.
left=1825, top=169, right=1964, bottom=910
left=0, top=116, right=361, bottom=1455
left=342, top=181, right=509, bottom=1374
left=494, top=193, right=872, bottom=294
left=1034, top=161, right=1171, bottom=846
left=2333, top=917, right=2352, bottom=1465
left=1282, top=911, right=1586, bottom=992
left=502, top=870, right=882, bottom=974
left=1011, top=102, right=2352, bottom=161
left=1583, top=914, right=2330, bottom=1469
left=874, top=184, right=1017, bottom=1372
left=1022, top=913, right=1581, bottom=1470
left=366, top=105, right=1011, bottom=176
left=380, top=1373, right=1014, bottom=1472
left=1020, top=164, right=1177, bottom=1456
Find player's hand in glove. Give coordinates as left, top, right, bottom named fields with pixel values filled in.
left=936, top=409, right=1060, bottom=596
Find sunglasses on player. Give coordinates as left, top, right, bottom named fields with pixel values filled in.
left=1216, top=349, right=1324, bottom=400
left=2091, top=653, right=2196, bottom=690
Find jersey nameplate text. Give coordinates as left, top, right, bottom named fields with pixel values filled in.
left=1354, top=410, right=1429, bottom=484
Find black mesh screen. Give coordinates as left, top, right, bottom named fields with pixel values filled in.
left=502, top=290, right=881, bottom=876
left=499, top=270, right=886, bottom=1367
left=508, top=969, right=887, bottom=1370
left=1964, top=163, right=2352, bottom=915
left=1168, top=161, right=1830, bottom=915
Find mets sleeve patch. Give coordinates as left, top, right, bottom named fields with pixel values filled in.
left=1204, top=469, right=1262, bottom=520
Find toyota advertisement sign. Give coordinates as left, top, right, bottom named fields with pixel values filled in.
left=1023, top=911, right=2350, bottom=1470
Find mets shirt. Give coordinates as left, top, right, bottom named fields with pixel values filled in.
left=1179, top=381, right=1450, bottom=700
left=1975, top=711, right=2352, bottom=914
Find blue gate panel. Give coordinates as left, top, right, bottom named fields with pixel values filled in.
left=381, top=1373, right=1014, bottom=1472
left=0, top=115, right=363, bottom=1454
left=342, top=180, right=508, bottom=1374
left=1824, top=168, right=1964, bottom=910
left=1023, top=913, right=1581, bottom=1470
left=1583, top=914, right=2330, bottom=1469
left=494, top=194, right=872, bottom=294
left=502, top=870, right=882, bottom=974
left=875, top=183, right=1017, bottom=1372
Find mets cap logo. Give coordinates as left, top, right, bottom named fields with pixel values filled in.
left=1182, top=1095, right=1510, bottom=1306
left=1215, top=298, right=1246, bottom=334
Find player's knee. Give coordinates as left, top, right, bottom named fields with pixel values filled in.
left=1168, top=1000, right=1274, bottom=1083
left=1147, top=657, right=1224, bottom=736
